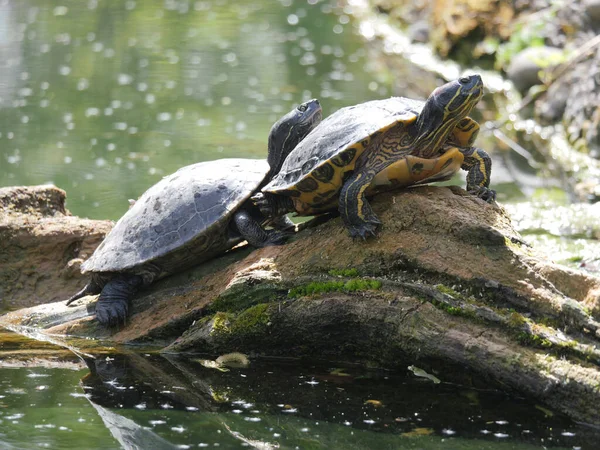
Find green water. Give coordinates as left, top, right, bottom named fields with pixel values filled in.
left=1, top=340, right=598, bottom=450
left=0, top=0, right=383, bottom=221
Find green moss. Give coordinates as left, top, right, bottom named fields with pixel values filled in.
left=230, top=303, right=271, bottom=335
left=288, top=278, right=382, bottom=298
left=328, top=268, right=359, bottom=277
left=516, top=332, right=552, bottom=348
left=435, top=284, right=463, bottom=299
left=207, top=284, right=282, bottom=314
left=211, top=312, right=233, bottom=335
left=430, top=299, right=475, bottom=318
left=507, top=311, right=527, bottom=328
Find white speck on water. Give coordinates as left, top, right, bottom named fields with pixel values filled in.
left=114, top=122, right=127, bottom=130
left=53, top=6, right=68, bottom=16
left=40, top=43, right=50, bottom=53
left=128, top=127, right=138, bottom=134
left=221, top=97, right=232, bottom=106
left=7, top=132, right=14, bottom=139
left=442, top=429, right=456, bottom=435
left=157, top=112, right=172, bottom=122
left=107, top=143, right=116, bottom=151
left=137, top=82, right=148, bottom=92
left=86, top=32, right=95, bottom=41
left=117, top=73, right=133, bottom=85
left=185, top=406, right=198, bottom=411
left=77, top=78, right=89, bottom=90
left=59, top=65, right=71, bottom=76
left=40, top=81, right=49, bottom=90
left=146, top=94, right=156, bottom=104
left=244, top=417, right=261, bottom=422
left=104, top=48, right=115, bottom=58
left=64, top=156, right=72, bottom=164
left=85, top=107, right=99, bottom=117
left=171, top=425, right=185, bottom=432
left=92, top=42, right=103, bottom=52
left=111, top=100, right=121, bottom=108
left=125, top=0, right=136, bottom=10
left=164, top=140, right=171, bottom=147
left=149, top=420, right=166, bottom=426
left=40, top=99, right=49, bottom=108
left=104, top=107, right=113, bottom=116
left=495, top=420, right=509, bottom=425
left=18, top=88, right=33, bottom=97
left=561, top=431, right=576, bottom=437
left=494, top=433, right=509, bottom=438
left=287, top=14, right=299, bottom=25
left=21, top=116, right=29, bottom=124
left=95, top=158, right=106, bottom=167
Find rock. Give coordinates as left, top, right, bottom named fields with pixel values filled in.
left=2, top=186, right=600, bottom=424
left=584, top=0, right=600, bottom=24
left=0, top=185, right=113, bottom=311
left=506, top=46, right=564, bottom=94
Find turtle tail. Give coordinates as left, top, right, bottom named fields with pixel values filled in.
left=65, top=275, right=103, bottom=306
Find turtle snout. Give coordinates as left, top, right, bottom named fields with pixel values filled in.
left=459, top=74, right=483, bottom=90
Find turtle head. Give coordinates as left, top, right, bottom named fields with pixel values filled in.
left=267, top=99, right=322, bottom=178
left=416, top=75, right=483, bottom=153
left=431, top=74, right=483, bottom=116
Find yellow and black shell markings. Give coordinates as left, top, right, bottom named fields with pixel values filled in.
left=284, top=121, right=406, bottom=215
left=369, top=147, right=465, bottom=195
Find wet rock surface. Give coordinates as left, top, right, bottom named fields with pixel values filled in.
left=2, top=186, right=600, bottom=424
left=0, top=185, right=112, bottom=311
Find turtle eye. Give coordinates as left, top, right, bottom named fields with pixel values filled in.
left=297, top=103, right=308, bottom=112
left=459, top=76, right=470, bottom=84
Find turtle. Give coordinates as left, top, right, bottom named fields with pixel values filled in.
left=253, top=74, right=495, bottom=239
left=65, top=99, right=322, bottom=326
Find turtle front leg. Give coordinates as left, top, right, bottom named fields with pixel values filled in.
left=339, top=170, right=382, bottom=239
left=251, top=192, right=295, bottom=219
left=96, top=274, right=143, bottom=327
left=233, top=209, right=290, bottom=247
left=460, top=147, right=496, bottom=203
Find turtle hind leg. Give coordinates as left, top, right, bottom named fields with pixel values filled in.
left=233, top=209, right=290, bottom=248
left=460, top=147, right=496, bottom=203
left=95, top=274, right=143, bottom=327
left=339, top=171, right=382, bottom=240
left=65, top=275, right=103, bottom=306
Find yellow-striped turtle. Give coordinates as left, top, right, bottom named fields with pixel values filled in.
left=255, top=75, right=495, bottom=238
left=65, top=100, right=322, bottom=326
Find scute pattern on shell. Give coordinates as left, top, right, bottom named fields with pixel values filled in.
left=264, top=97, right=423, bottom=192
left=82, top=159, right=270, bottom=273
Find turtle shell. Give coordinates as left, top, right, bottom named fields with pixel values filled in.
left=263, top=97, right=479, bottom=214
left=82, top=158, right=270, bottom=274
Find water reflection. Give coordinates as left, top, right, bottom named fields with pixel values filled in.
left=0, top=0, right=383, bottom=220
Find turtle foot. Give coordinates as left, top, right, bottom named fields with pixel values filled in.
left=469, top=186, right=496, bottom=203
left=264, top=230, right=293, bottom=246
left=251, top=192, right=273, bottom=216
left=346, top=219, right=381, bottom=240
left=96, top=298, right=129, bottom=327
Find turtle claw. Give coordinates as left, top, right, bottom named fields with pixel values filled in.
left=469, top=186, right=496, bottom=203
left=347, top=220, right=380, bottom=240
left=265, top=230, right=292, bottom=246
left=251, top=192, right=272, bottom=215
left=96, top=298, right=128, bottom=327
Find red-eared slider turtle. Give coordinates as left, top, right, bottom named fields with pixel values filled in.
left=254, top=75, right=495, bottom=239
left=66, top=100, right=322, bottom=326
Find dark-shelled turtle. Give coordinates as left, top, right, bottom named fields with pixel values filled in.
left=255, top=75, right=495, bottom=239
left=66, top=99, right=322, bottom=326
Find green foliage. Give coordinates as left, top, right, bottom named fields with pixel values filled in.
left=288, top=279, right=382, bottom=298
